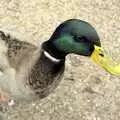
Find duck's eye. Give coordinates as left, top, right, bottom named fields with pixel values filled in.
left=74, top=36, right=89, bottom=43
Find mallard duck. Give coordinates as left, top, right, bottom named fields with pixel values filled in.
left=0, top=19, right=101, bottom=102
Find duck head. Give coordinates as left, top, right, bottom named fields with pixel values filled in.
left=43, top=19, right=120, bottom=76
left=44, top=19, right=101, bottom=59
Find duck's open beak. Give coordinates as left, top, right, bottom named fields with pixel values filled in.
left=90, top=45, right=120, bottom=76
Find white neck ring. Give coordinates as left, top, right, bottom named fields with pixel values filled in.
left=44, top=51, right=61, bottom=63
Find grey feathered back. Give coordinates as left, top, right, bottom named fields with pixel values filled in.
left=0, top=27, right=65, bottom=100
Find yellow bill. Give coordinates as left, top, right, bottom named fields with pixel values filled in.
left=91, top=45, right=120, bottom=76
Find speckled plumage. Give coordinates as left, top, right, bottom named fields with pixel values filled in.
left=0, top=29, right=65, bottom=100
left=0, top=31, right=37, bottom=69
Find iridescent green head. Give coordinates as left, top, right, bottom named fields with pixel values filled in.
left=44, top=19, right=101, bottom=59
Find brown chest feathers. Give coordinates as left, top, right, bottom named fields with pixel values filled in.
left=28, top=51, right=65, bottom=98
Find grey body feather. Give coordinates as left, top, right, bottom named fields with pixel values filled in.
left=0, top=29, right=65, bottom=100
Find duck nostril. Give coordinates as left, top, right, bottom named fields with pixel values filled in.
left=99, top=53, right=104, bottom=57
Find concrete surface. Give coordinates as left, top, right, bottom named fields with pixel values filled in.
left=0, top=0, right=120, bottom=119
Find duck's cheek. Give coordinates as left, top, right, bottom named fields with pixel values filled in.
left=71, top=44, right=91, bottom=56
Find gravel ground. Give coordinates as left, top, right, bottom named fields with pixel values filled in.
left=0, top=0, right=120, bottom=120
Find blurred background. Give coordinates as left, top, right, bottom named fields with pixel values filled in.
left=0, top=0, right=120, bottom=119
